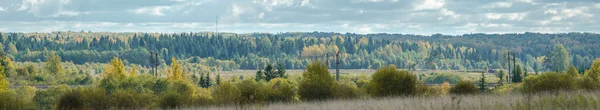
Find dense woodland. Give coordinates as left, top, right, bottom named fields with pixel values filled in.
left=0, top=32, right=597, bottom=72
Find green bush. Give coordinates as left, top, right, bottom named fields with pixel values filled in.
left=298, top=61, right=334, bottom=101
left=0, top=90, right=36, bottom=110
left=57, top=89, right=85, bottom=110
left=266, top=78, right=297, bottom=102
left=159, top=92, right=184, bottom=109
left=34, top=85, right=70, bottom=110
left=331, top=81, right=363, bottom=99
left=523, top=72, right=576, bottom=93
left=236, top=79, right=266, bottom=104
left=450, top=80, right=478, bottom=95
left=212, top=82, right=241, bottom=105
left=369, top=65, right=417, bottom=97
left=110, top=89, right=155, bottom=109
left=578, top=76, right=600, bottom=90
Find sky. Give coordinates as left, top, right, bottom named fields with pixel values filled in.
left=0, top=0, right=598, bottom=35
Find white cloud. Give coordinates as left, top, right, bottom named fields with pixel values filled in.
left=485, top=13, right=526, bottom=21
left=483, top=2, right=512, bottom=8
left=544, top=9, right=557, bottom=15
left=440, top=8, right=458, bottom=18
left=414, top=0, right=444, bottom=10
left=17, top=0, right=77, bottom=17
left=132, top=6, right=172, bottom=16
left=596, top=3, right=600, bottom=9
left=301, top=0, right=310, bottom=7
left=232, top=4, right=244, bottom=16
left=0, top=7, right=6, bottom=12
left=549, top=7, right=594, bottom=21
left=258, top=12, right=265, bottom=19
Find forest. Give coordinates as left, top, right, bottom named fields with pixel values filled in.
left=0, top=31, right=599, bottom=109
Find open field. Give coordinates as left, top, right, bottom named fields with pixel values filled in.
left=193, top=91, right=600, bottom=110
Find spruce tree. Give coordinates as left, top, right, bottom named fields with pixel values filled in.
left=479, top=72, right=486, bottom=92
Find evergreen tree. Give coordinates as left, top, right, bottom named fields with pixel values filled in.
left=512, top=65, right=523, bottom=83
left=479, top=72, right=486, bottom=92
left=255, top=70, right=263, bottom=82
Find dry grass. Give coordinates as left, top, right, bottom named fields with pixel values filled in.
left=189, top=91, right=600, bottom=110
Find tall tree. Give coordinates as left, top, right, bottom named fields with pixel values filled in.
left=547, top=44, right=570, bottom=72
left=103, top=57, right=126, bottom=79
left=0, top=64, right=8, bottom=92
left=168, top=57, right=183, bottom=81
left=479, top=72, right=486, bottom=92
left=45, top=52, right=64, bottom=76
left=585, top=58, right=600, bottom=81
left=512, top=64, right=523, bottom=83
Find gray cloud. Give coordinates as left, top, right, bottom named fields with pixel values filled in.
left=0, top=0, right=598, bottom=35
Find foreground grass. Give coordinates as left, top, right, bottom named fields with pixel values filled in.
left=191, top=91, right=600, bottom=110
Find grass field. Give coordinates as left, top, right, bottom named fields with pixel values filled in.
left=192, top=91, right=600, bottom=110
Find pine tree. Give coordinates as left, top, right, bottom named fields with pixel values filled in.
left=206, top=72, right=212, bottom=87
left=199, top=72, right=206, bottom=87
left=255, top=70, right=263, bottom=82
left=479, top=72, right=486, bottom=92
left=512, top=64, right=523, bottom=83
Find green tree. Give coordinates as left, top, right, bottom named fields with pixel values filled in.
left=512, top=65, right=523, bottom=83
left=369, top=65, right=417, bottom=97
left=567, top=65, right=580, bottom=77
left=585, top=58, right=600, bottom=81
left=6, top=43, right=17, bottom=56
left=547, top=44, right=570, bottom=72
left=479, top=72, right=486, bottom=92
left=496, top=70, right=507, bottom=84
left=298, top=61, right=334, bottom=101
left=255, top=70, right=263, bottom=82
left=45, top=52, right=64, bottom=76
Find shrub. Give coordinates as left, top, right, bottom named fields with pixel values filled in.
left=34, top=85, right=70, bottom=110
left=522, top=72, right=576, bottom=93
left=212, top=82, right=241, bottom=105
left=0, top=90, right=35, bottom=110
left=266, top=78, right=297, bottom=102
left=369, top=65, right=417, bottom=97
left=159, top=92, right=184, bottom=109
left=578, top=76, right=600, bottom=90
left=450, top=80, right=478, bottom=95
left=331, top=81, right=363, bottom=99
left=57, top=89, right=85, bottom=110
left=236, top=79, right=265, bottom=104
left=298, top=61, right=334, bottom=101
left=110, top=89, right=155, bottom=109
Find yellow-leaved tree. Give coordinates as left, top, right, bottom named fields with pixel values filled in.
left=585, top=58, right=600, bottom=81
left=168, top=57, right=183, bottom=81
left=45, top=52, right=63, bottom=76
left=104, top=57, right=126, bottom=79
left=129, top=65, right=138, bottom=77
left=0, top=64, right=8, bottom=93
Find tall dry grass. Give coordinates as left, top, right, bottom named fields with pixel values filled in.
left=190, top=91, right=600, bottom=110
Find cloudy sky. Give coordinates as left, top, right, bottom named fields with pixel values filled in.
left=0, top=0, right=598, bottom=35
